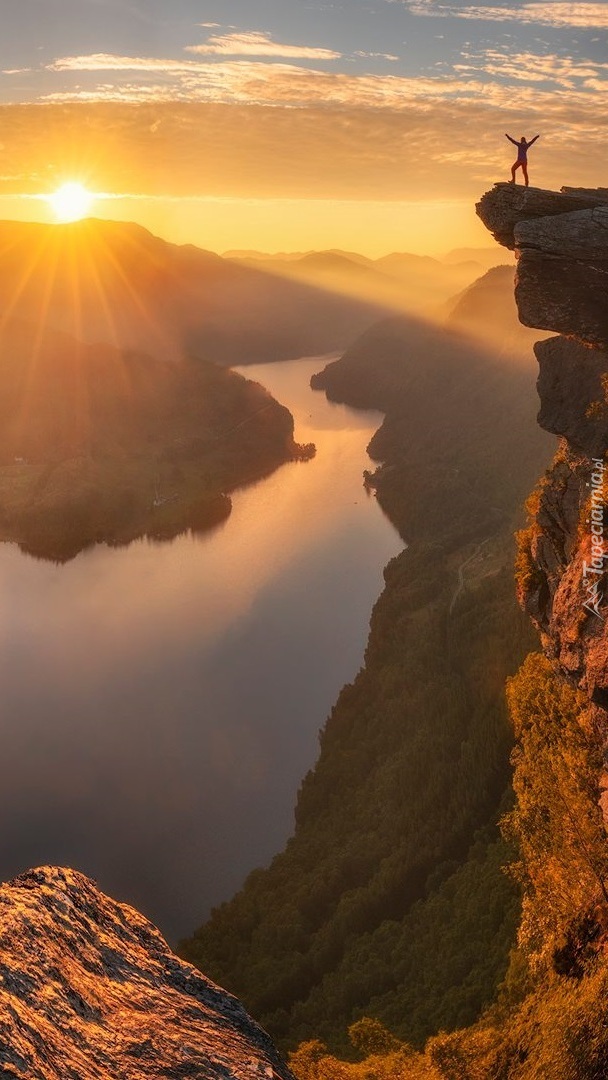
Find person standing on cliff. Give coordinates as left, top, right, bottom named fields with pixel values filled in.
left=505, top=133, right=540, bottom=186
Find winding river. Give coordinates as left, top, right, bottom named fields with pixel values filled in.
left=0, top=356, right=402, bottom=941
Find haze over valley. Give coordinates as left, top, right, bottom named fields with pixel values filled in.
left=2, top=2, right=608, bottom=1077
left=0, top=210, right=534, bottom=927
left=0, top=212, right=553, bottom=951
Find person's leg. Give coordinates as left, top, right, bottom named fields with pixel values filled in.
left=511, top=160, right=519, bottom=182
left=522, top=162, right=529, bottom=186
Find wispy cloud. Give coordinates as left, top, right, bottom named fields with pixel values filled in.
left=15, top=27, right=605, bottom=207
left=401, top=1, right=608, bottom=28
left=186, top=30, right=342, bottom=61
left=48, top=54, right=200, bottom=73
left=455, top=48, right=608, bottom=88
left=41, top=52, right=608, bottom=111
left=37, top=56, right=501, bottom=106
left=354, top=50, right=400, bottom=61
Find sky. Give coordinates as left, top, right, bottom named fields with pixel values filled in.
left=1, top=0, right=607, bottom=254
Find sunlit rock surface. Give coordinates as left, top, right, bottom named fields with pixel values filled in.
left=477, top=184, right=608, bottom=347
left=476, top=182, right=608, bottom=250
left=0, top=867, right=293, bottom=1080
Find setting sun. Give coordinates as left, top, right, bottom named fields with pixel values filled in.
left=48, top=182, right=95, bottom=223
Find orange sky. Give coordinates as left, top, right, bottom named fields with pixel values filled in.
left=2, top=2, right=607, bottom=255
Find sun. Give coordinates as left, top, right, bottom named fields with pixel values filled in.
left=48, top=182, right=95, bottom=223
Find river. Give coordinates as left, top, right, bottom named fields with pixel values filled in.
left=0, top=356, right=402, bottom=941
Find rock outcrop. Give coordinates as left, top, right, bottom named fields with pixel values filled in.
left=535, top=337, right=608, bottom=459
left=476, top=183, right=608, bottom=250
left=478, top=184, right=608, bottom=346
left=476, top=183, right=608, bottom=711
left=0, top=866, right=293, bottom=1080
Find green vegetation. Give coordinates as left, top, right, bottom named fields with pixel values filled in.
left=418, top=656, right=608, bottom=1078
left=505, top=654, right=608, bottom=966
left=0, top=320, right=305, bottom=560
left=182, top=552, right=533, bottom=1053
left=290, top=655, right=608, bottom=1078
left=180, top=314, right=553, bottom=1052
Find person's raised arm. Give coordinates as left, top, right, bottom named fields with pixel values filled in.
left=505, top=133, right=518, bottom=146
left=527, top=134, right=540, bottom=147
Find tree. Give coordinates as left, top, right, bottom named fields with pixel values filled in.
left=348, top=1018, right=401, bottom=1056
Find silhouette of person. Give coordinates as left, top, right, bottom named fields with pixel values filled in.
left=505, top=133, right=540, bottom=186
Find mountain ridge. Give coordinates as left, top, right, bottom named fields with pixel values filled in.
left=0, top=218, right=392, bottom=366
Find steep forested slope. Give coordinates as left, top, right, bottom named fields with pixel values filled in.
left=181, top=311, right=552, bottom=1050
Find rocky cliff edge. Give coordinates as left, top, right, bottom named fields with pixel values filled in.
left=0, top=866, right=293, bottom=1080
left=477, top=182, right=608, bottom=798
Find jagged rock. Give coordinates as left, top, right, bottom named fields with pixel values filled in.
left=475, top=183, right=608, bottom=250
left=562, top=187, right=608, bottom=201
left=536, top=337, right=608, bottom=457
left=518, top=447, right=608, bottom=703
left=0, top=867, right=293, bottom=1080
left=514, top=206, right=608, bottom=346
left=477, top=182, right=608, bottom=712
left=477, top=185, right=608, bottom=350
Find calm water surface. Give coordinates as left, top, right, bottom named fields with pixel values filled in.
left=0, top=357, right=402, bottom=940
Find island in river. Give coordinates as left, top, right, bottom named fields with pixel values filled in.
left=0, top=318, right=312, bottom=561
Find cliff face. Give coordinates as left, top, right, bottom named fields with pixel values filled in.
left=477, top=184, right=608, bottom=735
left=0, top=866, right=292, bottom=1080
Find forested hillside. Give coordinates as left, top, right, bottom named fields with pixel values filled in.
left=0, top=318, right=303, bottom=560
left=286, top=656, right=608, bottom=1079
left=181, top=311, right=553, bottom=1051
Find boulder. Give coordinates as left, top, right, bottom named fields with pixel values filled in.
left=0, top=866, right=293, bottom=1080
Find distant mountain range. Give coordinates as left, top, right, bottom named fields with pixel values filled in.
left=224, top=245, right=507, bottom=273
left=224, top=246, right=507, bottom=317
left=0, top=220, right=390, bottom=366
left=445, top=265, right=550, bottom=354
left=0, top=218, right=517, bottom=560
left=0, top=221, right=510, bottom=367
left=442, top=246, right=514, bottom=271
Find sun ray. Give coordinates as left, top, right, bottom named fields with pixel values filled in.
left=92, top=225, right=179, bottom=361
left=0, top=207, right=183, bottom=463
left=76, top=229, right=137, bottom=401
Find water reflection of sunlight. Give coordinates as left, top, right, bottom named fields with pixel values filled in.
left=0, top=359, right=396, bottom=682
left=0, top=356, right=402, bottom=938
